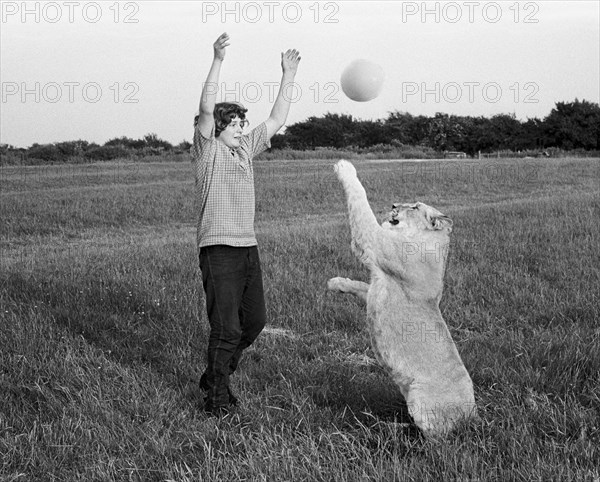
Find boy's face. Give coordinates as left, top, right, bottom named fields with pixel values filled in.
left=217, top=115, right=247, bottom=149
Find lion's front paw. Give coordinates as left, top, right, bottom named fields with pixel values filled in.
left=334, top=159, right=357, bottom=181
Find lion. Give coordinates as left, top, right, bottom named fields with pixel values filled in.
left=328, top=160, right=476, bottom=437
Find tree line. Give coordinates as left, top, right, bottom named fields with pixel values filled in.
left=1, top=99, right=598, bottom=165
left=0, top=133, right=186, bottom=165
left=271, top=99, right=600, bottom=155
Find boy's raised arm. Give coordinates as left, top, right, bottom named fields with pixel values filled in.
left=197, top=32, right=230, bottom=139
left=264, top=49, right=301, bottom=140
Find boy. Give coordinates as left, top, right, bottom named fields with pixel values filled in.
left=192, top=32, right=300, bottom=415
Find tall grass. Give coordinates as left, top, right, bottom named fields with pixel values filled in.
left=1, top=157, right=599, bottom=481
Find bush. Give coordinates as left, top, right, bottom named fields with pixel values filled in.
left=56, top=141, right=89, bottom=157
left=27, top=143, right=63, bottom=162
left=175, top=140, right=192, bottom=154
left=84, top=145, right=130, bottom=161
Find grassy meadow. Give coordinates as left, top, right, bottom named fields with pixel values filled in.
left=1, top=156, right=599, bottom=481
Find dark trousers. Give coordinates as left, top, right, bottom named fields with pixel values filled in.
left=199, top=245, right=266, bottom=407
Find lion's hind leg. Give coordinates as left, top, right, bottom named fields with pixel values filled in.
left=327, top=277, right=369, bottom=303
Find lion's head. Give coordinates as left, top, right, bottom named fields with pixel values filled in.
left=381, top=202, right=453, bottom=234
left=379, top=202, right=453, bottom=295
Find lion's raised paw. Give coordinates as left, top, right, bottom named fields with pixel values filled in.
left=334, top=160, right=357, bottom=180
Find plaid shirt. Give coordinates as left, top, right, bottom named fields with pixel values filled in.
left=191, top=122, right=270, bottom=249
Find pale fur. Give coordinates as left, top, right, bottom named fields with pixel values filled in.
left=328, top=160, right=476, bottom=437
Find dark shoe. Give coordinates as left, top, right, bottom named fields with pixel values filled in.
left=200, top=373, right=238, bottom=406
left=204, top=401, right=231, bottom=418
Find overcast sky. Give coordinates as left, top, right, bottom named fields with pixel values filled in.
left=1, top=0, right=599, bottom=148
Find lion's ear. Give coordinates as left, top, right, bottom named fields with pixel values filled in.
left=426, top=211, right=453, bottom=232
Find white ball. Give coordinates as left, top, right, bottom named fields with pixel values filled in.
left=340, top=59, right=385, bottom=102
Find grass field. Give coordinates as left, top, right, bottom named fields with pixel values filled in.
left=1, top=156, right=599, bottom=481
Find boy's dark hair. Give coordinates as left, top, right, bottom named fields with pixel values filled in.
left=194, top=102, right=248, bottom=137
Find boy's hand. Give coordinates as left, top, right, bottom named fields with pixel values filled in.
left=213, top=32, right=230, bottom=61
left=281, top=49, right=301, bottom=75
